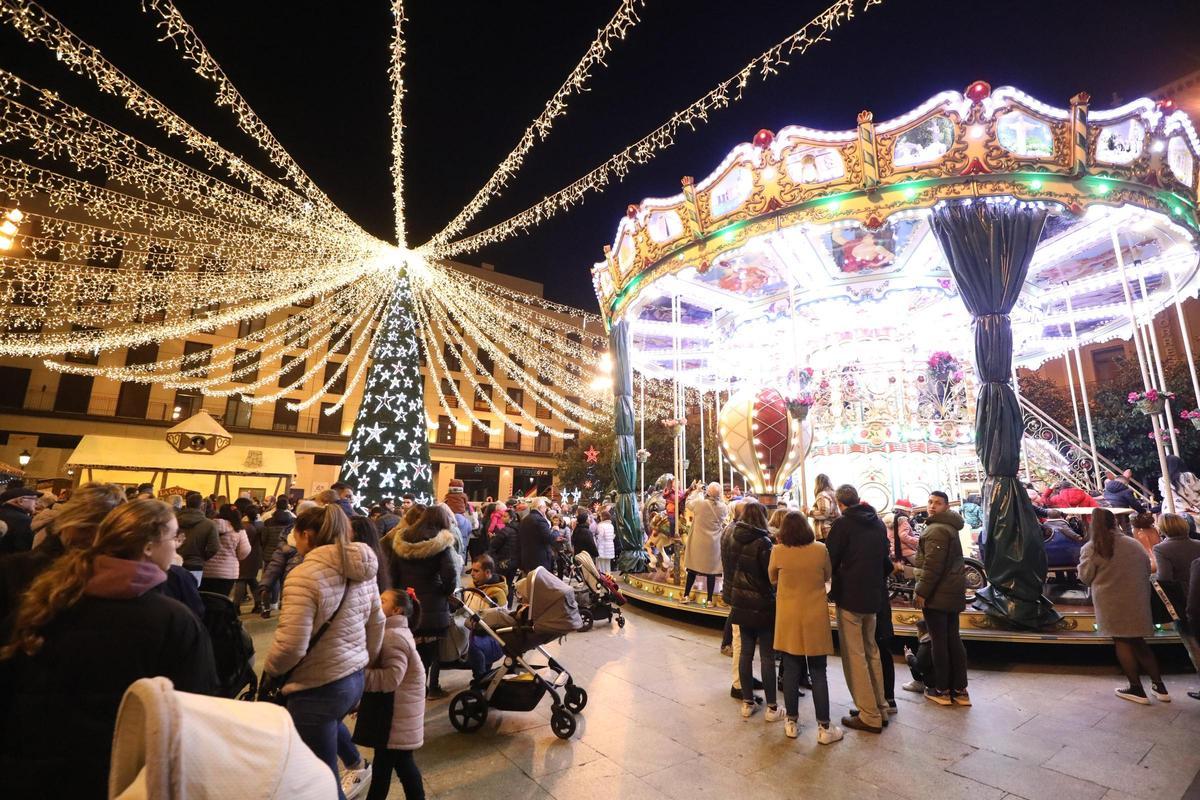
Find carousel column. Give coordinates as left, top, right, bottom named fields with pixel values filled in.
left=611, top=320, right=649, bottom=573
left=1112, top=228, right=1175, bottom=512
left=1064, top=290, right=1103, bottom=488
left=929, top=201, right=1060, bottom=630
left=1168, top=265, right=1200, bottom=403
left=1136, top=268, right=1180, bottom=455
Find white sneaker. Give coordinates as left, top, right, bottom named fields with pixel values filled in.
left=764, top=704, right=784, bottom=722
left=902, top=679, right=925, bottom=693
left=741, top=701, right=757, bottom=718
left=341, top=762, right=372, bottom=800
left=1151, top=683, right=1171, bottom=702
left=785, top=718, right=799, bottom=739
left=817, top=724, right=844, bottom=745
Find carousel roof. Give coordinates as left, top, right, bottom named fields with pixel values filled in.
left=591, top=83, right=1200, bottom=391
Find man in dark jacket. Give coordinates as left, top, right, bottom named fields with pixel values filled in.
left=517, top=500, right=557, bottom=574
left=914, top=491, right=969, bottom=706
left=176, top=491, right=219, bottom=584
left=0, top=486, right=38, bottom=554
left=826, top=484, right=891, bottom=733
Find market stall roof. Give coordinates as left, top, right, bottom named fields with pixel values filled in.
left=66, top=435, right=296, bottom=477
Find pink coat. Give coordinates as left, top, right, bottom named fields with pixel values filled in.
left=202, top=519, right=251, bottom=579
left=364, top=613, right=426, bottom=750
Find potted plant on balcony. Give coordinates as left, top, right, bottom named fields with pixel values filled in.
left=1127, top=388, right=1174, bottom=416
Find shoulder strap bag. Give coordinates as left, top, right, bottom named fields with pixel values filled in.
left=257, top=578, right=353, bottom=704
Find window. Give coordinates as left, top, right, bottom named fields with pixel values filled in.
left=0, top=366, right=31, bottom=409
left=506, top=352, right=525, bottom=379
left=293, top=296, right=315, bottom=309
left=223, top=394, right=254, bottom=428
left=535, top=401, right=551, bottom=419
left=190, top=257, right=224, bottom=318
left=237, top=316, right=266, bottom=339
left=503, top=425, right=521, bottom=451
left=441, top=378, right=459, bottom=408
left=37, top=433, right=81, bottom=449
left=182, top=341, right=212, bottom=378
left=505, top=387, right=524, bottom=413
left=473, top=384, right=492, bottom=412
left=279, top=355, right=305, bottom=388
left=116, top=342, right=159, bottom=419
left=285, top=315, right=308, bottom=348
left=1091, top=345, right=1126, bottom=386
left=537, top=370, right=552, bottom=386
left=565, top=396, right=581, bottom=411
left=6, top=277, right=45, bottom=333
left=173, top=390, right=203, bottom=420
left=471, top=422, right=491, bottom=448
left=476, top=348, right=494, bottom=375
left=64, top=325, right=100, bottom=365
left=54, top=373, right=93, bottom=413
left=272, top=399, right=299, bottom=431
left=136, top=245, right=175, bottom=322
left=324, top=360, right=347, bottom=395
left=330, top=324, right=351, bottom=356
left=534, top=431, right=552, bottom=453
left=318, top=402, right=343, bottom=435
left=443, top=343, right=461, bottom=372
left=563, top=429, right=579, bottom=450
left=233, top=349, right=259, bottom=384
left=436, top=415, right=456, bottom=445
left=81, top=235, right=122, bottom=309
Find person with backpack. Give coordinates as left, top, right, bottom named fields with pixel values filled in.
left=353, top=588, right=427, bottom=800
left=263, top=504, right=385, bottom=800
left=177, top=490, right=219, bottom=585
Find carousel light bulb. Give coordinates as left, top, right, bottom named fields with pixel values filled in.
left=1029, top=179, right=1043, bottom=191
left=1151, top=139, right=1166, bottom=153
left=969, top=125, right=984, bottom=139
left=0, top=236, right=11, bottom=250
left=0, top=221, right=16, bottom=236
left=5, top=208, right=23, bottom=222
left=903, top=187, right=917, bottom=200
left=762, top=166, right=777, bottom=181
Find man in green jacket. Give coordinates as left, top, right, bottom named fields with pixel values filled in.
left=913, top=491, right=969, bottom=707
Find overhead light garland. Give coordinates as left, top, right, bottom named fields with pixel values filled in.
left=389, top=0, right=408, bottom=246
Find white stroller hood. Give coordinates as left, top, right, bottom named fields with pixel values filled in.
left=514, top=566, right=583, bottom=636
left=573, top=551, right=603, bottom=593
left=109, top=677, right=336, bottom=800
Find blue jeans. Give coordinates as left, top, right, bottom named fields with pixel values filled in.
left=467, top=634, right=503, bottom=680
left=287, top=670, right=365, bottom=800
left=782, top=654, right=830, bottom=723
left=738, top=624, right=776, bottom=706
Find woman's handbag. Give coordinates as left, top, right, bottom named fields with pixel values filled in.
left=257, top=579, right=353, bottom=704
left=438, top=611, right=471, bottom=663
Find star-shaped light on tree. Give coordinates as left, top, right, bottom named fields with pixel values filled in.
left=584, top=445, right=600, bottom=463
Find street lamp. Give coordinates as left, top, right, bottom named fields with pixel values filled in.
left=18, top=450, right=32, bottom=467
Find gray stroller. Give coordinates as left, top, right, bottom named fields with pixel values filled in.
left=448, top=567, right=588, bottom=739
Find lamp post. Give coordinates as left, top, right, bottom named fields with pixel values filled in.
left=18, top=450, right=32, bottom=468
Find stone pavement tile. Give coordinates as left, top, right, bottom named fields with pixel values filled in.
left=422, top=748, right=552, bottom=800
left=947, top=749, right=1108, bottom=800
left=1013, top=715, right=1155, bottom=762
left=930, top=719, right=1065, bottom=764
left=753, top=749, right=897, bottom=800
left=1169, top=704, right=1200, bottom=734
left=854, top=748, right=1005, bottom=800
left=1042, top=744, right=1196, bottom=799
left=872, top=718, right=977, bottom=767
left=490, top=727, right=606, bottom=778
left=1090, top=704, right=1188, bottom=746
left=641, top=754, right=781, bottom=800
left=533, top=754, right=674, bottom=800
left=575, top=709, right=700, bottom=777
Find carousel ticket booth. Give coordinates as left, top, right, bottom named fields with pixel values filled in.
left=65, top=411, right=296, bottom=502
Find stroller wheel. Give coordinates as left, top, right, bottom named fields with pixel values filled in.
left=578, top=607, right=594, bottom=632
left=617, top=614, right=626, bottom=629
left=448, top=690, right=489, bottom=734
left=550, top=706, right=577, bottom=739
left=564, top=683, right=588, bottom=714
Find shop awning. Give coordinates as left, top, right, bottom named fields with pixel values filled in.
left=66, top=435, right=296, bottom=478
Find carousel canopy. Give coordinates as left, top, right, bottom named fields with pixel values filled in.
left=592, top=83, right=1200, bottom=391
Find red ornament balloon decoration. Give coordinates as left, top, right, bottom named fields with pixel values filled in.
left=718, top=386, right=812, bottom=504
left=752, top=128, right=774, bottom=149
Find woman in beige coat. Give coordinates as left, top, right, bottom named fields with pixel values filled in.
left=768, top=511, right=842, bottom=745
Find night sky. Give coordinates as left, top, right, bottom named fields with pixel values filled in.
left=4, top=1, right=1200, bottom=309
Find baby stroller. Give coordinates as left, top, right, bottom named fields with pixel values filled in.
left=448, top=567, right=587, bottom=739
left=570, top=551, right=627, bottom=631
left=199, top=591, right=259, bottom=701
left=885, top=515, right=987, bottom=603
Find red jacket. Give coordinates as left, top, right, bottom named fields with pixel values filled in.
left=1046, top=486, right=1098, bottom=508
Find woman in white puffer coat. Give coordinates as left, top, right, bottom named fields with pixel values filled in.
left=264, top=505, right=385, bottom=800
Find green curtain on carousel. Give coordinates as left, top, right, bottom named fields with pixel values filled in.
left=610, top=320, right=649, bottom=573
left=929, top=202, right=1060, bottom=630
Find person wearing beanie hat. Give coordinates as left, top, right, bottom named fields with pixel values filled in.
left=442, top=479, right=475, bottom=557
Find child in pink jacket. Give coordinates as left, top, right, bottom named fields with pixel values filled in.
left=353, top=588, right=427, bottom=800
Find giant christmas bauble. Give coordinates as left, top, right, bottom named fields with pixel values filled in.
left=718, top=386, right=812, bottom=502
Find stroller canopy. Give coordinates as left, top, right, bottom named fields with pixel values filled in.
left=574, top=551, right=603, bottom=593
left=109, top=677, right=335, bottom=800
left=514, top=567, right=582, bottom=636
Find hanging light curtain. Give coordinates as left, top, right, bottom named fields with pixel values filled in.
left=929, top=201, right=1059, bottom=630
left=610, top=320, right=649, bottom=572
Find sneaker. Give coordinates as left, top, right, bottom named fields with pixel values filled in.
left=924, top=688, right=953, bottom=706
left=1115, top=686, right=1150, bottom=705
left=1186, top=690, right=1199, bottom=701
left=679, top=595, right=691, bottom=605
left=341, top=762, right=371, bottom=800
left=951, top=691, right=972, bottom=707
left=1150, top=683, right=1171, bottom=703
left=840, top=714, right=881, bottom=734
left=785, top=718, right=799, bottom=738
left=720, top=645, right=733, bottom=657
left=764, top=705, right=784, bottom=722
left=730, top=685, right=763, bottom=702
left=817, top=723, right=844, bottom=745
left=741, top=701, right=758, bottom=718
left=902, top=679, right=925, bottom=693
left=885, top=700, right=898, bottom=715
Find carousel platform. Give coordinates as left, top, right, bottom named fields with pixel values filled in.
left=619, top=573, right=1183, bottom=646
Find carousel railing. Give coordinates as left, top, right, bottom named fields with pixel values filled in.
left=1018, top=395, right=1155, bottom=504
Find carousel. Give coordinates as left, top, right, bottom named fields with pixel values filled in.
left=597, top=82, right=1200, bottom=643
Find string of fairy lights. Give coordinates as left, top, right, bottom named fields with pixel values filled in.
left=0, top=0, right=880, bottom=454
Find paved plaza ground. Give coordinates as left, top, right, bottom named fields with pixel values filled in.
left=246, top=603, right=1200, bottom=800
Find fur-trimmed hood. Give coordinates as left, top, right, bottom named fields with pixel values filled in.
left=393, top=528, right=458, bottom=562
